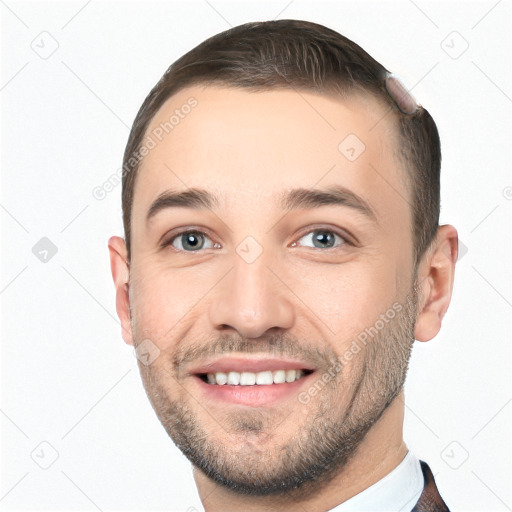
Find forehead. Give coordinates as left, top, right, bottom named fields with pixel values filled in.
left=132, top=84, right=408, bottom=227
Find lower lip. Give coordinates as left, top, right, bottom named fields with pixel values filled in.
left=193, top=373, right=315, bottom=407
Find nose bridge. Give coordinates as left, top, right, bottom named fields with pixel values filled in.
left=209, top=248, right=294, bottom=338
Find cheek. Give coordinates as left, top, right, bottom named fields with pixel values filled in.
left=128, top=264, right=191, bottom=347
left=287, top=259, right=401, bottom=340
left=128, top=261, right=222, bottom=350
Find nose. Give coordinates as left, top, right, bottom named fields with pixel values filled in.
left=208, top=255, right=295, bottom=339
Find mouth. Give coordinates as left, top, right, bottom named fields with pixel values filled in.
left=189, top=357, right=317, bottom=407
left=197, top=368, right=314, bottom=386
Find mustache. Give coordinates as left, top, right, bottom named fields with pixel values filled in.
left=172, top=333, right=339, bottom=372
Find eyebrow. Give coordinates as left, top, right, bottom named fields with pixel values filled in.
left=280, top=185, right=377, bottom=221
left=146, top=188, right=219, bottom=223
left=146, top=185, right=377, bottom=223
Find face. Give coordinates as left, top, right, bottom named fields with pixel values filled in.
left=124, top=85, right=420, bottom=496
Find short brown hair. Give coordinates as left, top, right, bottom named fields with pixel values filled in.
left=122, top=19, right=440, bottom=265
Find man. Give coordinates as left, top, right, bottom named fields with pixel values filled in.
left=109, top=19, right=457, bottom=511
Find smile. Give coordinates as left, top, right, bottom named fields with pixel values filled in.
left=201, top=369, right=312, bottom=386
left=189, top=356, right=317, bottom=406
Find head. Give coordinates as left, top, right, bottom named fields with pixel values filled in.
left=109, top=19, right=457, bottom=502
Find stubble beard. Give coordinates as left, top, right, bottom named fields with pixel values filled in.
left=135, top=284, right=419, bottom=499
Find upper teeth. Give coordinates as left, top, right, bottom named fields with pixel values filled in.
left=206, top=369, right=305, bottom=386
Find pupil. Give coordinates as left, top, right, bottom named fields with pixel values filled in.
left=183, top=232, right=203, bottom=250
left=313, top=230, right=334, bottom=248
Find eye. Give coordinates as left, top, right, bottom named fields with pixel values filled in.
left=168, top=230, right=217, bottom=252
left=293, top=229, right=347, bottom=249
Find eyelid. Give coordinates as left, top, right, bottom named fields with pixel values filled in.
left=160, top=226, right=218, bottom=250
left=292, top=224, right=357, bottom=247
left=160, top=224, right=357, bottom=251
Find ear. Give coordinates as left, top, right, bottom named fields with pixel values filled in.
left=414, top=224, right=458, bottom=342
left=108, top=236, right=133, bottom=346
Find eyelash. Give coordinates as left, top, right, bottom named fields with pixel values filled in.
left=161, top=226, right=354, bottom=253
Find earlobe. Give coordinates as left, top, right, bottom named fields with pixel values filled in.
left=108, top=236, right=134, bottom=346
left=414, top=225, right=458, bottom=342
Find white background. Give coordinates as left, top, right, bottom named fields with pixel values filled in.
left=1, top=1, right=511, bottom=511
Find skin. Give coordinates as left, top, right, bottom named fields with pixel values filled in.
left=108, top=85, right=458, bottom=511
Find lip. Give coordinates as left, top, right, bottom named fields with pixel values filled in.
left=192, top=370, right=316, bottom=407
left=187, top=356, right=317, bottom=375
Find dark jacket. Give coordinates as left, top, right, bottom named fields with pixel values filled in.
left=412, top=461, right=450, bottom=512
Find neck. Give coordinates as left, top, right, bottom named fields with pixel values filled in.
left=193, top=391, right=408, bottom=512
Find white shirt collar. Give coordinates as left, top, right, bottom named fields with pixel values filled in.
left=328, top=451, right=424, bottom=512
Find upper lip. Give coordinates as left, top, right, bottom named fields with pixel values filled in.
left=188, top=356, right=317, bottom=375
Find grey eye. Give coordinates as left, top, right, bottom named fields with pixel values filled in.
left=172, top=231, right=214, bottom=251
left=296, top=229, right=345, bottom=249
